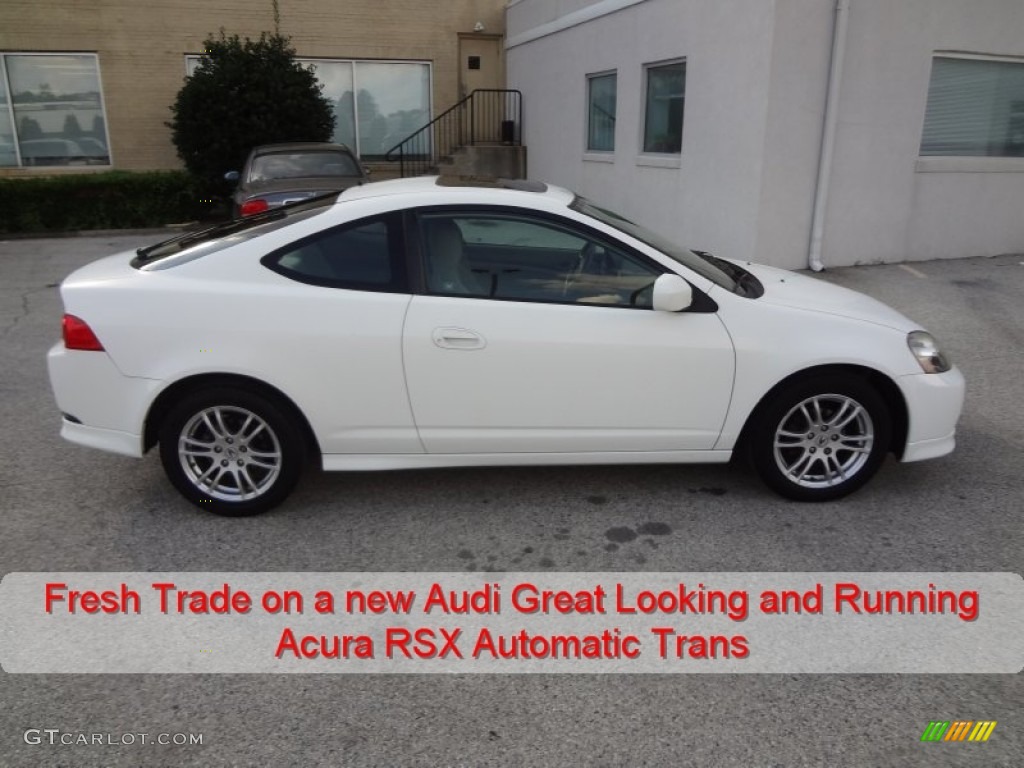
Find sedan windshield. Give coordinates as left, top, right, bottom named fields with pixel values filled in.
left=571, top=197, right=739, bottom=293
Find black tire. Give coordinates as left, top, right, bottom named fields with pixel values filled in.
left=746, top=374, right=891, bottom=502
left=158, top=387, right=306, bottom=516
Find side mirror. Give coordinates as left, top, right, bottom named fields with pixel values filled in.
left=224, top=170, right=240, bottom=183
left=652, top=274, right=693, bottom=312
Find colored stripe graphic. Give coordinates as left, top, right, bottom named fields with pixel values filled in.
left=968, top=722, right=997, bottom=742
left=921, top=721, right=996, bottom=742
left=944, top=721, right=971, bottom=741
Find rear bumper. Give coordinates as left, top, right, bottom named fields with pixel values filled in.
left=897, top=366, right=966, bottom=463
left=59, top=420, right=143, bottom=457
left=47, top=342, right=161, bottom=458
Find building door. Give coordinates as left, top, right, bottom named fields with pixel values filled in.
left=458, top=35, right=504, bottom=143
left=459, top=35, right=503, bottom=96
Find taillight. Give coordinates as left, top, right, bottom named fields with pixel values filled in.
left=240, top=198, right=269, bottom=216
left=62, top=314, right=104, bottom=351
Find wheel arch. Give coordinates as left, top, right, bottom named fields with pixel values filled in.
left=143, top=373, right=321, bottom=459
left=735, top=364, right=909, bottom=459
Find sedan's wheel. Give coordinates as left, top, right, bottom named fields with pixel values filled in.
left=748, top=375, right=891, bottom=501
left=159, top=387, right=305, bottom=516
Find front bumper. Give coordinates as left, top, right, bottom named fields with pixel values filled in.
left=896, top=366, right=966, bottom=463
left=47, top=342, right=162, bottom=458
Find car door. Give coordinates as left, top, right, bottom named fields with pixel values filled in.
left=259, top=211, right=419, bottom=455
left=401, top=207, right=736, bottom=454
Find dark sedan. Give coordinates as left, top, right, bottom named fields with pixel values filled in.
left=226, top=142, right=368, bottom=217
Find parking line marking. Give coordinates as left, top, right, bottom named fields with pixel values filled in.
left=899, top=264, right=928, bottom=278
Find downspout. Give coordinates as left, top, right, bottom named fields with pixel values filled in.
left=808, top=0, right=850, bottom=272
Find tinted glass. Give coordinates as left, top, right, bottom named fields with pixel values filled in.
left=643, top=62, right=685, bottom=154
left=265, top=214, right=405, bottom=291
left=587, top=73, right=617, bottom=151
left=420, top=211, right=660, bottom=307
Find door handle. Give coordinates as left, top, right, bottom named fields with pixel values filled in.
left=432, top=327, right=486, bottom=350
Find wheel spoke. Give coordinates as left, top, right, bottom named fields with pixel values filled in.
left=213, top=408, right=231, bottom=439
left=826, top=400, right=851, bottom=427
left=238, top=466, right=261, bottom=497
left=205, top=465, right=229, bottom=492
left=776, top=429, right=805, bottom=440
left=799, top=404, right=814, bottom=427
left=243, top=422, right=266, bottom=442
left=201, top=412, right=221, bottom=439
left=835, top=404, right=864, bottom=430
left=182, top=437, right=214, bottom=454
left=246, top=448, right=279, bottom=459
left=824, top=454, right=846, bottom=485
left=785, top=450, right=815, bottom=480
left=812, top=397, right=824, bottom=426
left=247, top=457, right=279, bottom=470
left=838, top=436, right=871, bottom=453
left=235, top=414, right=254, bottom=439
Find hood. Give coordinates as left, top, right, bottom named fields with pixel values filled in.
left=738, top=261, right=917, bottom=332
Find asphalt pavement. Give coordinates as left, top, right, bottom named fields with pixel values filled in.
left=0, top=233, right=1021, bottom=767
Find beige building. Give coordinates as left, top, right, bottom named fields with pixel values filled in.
left=0, top=0, right=507, bottom=175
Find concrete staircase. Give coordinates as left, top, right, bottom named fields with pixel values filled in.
left=436, top=143, right=528, bottom=179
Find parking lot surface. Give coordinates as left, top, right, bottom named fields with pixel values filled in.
left=1, top=233, right=1021, bottom=767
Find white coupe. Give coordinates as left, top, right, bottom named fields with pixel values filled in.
left=48, top=177, right=965, bottom=515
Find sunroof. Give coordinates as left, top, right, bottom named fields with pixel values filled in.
left=435, top=176, right=548, bottom=193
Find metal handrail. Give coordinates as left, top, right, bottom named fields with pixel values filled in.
left=384, top=89, right=522, bottom=177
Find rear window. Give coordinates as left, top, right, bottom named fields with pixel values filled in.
left=131, top=196, right=336, bottom=271
left=249, top=151, right=361, bottom=181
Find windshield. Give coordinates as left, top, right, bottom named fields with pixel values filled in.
left=571, top=196, right=739, bottom=293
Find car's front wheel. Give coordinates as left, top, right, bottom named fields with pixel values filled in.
left=748, top=375, right=891, bottom=501
left=158, top=387, right=306, bottom=516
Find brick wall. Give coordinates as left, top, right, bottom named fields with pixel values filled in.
left=0, top=0, right=505, bottom=173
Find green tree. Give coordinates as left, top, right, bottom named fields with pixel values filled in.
left=168, top=31, right=334, bottom=185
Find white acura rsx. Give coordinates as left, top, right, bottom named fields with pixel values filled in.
left=48, top=176, right=965, bottom=515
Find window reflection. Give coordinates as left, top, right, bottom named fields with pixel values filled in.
left=5, top=54, right=110, bottom=166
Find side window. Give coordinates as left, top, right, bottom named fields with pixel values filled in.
left=419, top=211, right=662, bottom=308
left=264, top=214, right=406, bottom=292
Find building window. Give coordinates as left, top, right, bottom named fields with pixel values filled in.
left=185, top=56, right=431, bottom=160
left=642, top=60, right=685, bottom=154
left=0, top=53, right=110, bottom=168
left=587, top=72, right=616, bottom=152
left=920, top=56, right=1024, bottom=158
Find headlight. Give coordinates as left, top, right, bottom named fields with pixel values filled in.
left=907, top=331, right=951, bottom=373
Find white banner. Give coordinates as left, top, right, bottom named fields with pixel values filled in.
left=1, top=572, right=1022, bottom=673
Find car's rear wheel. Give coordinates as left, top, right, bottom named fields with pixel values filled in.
left=158, top=387, right=305, bottom=516
left=748, top=374, right=891, bottom=501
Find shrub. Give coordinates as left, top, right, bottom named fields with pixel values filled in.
left=168, top=31, right=334, bottom=190
left=0, top=171, right=215, bottom=234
